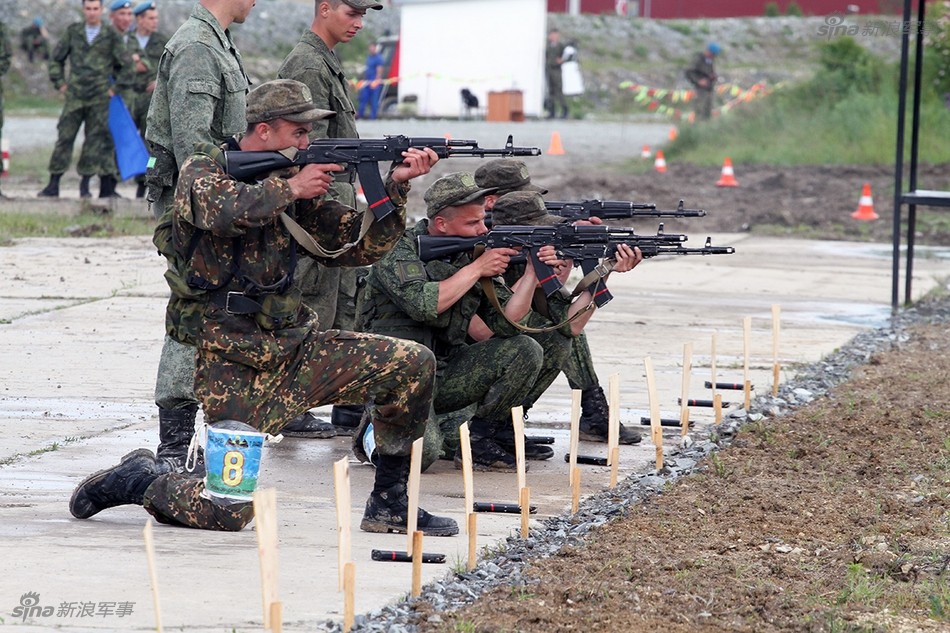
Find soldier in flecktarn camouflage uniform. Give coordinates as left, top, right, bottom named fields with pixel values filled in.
left=358, top=173, right=574, bottom=473
left=69, top=79, right=457, bottom=537
left=38, top=0, right=127, bottom=199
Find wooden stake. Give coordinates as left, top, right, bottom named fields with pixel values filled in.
left=142, top=521, right=163, bottom=633
left=467, top=513, right=477, bottom=571
left=343, top=562, right=355, bottom=633
left=644, top=357, right=663, bottom=471
left=511, top=405, right=526, bottom=492
left=252, top=488, right=279, bottom=631
left=743, top=316, right=752, bottom=410
left=411, top=531, right=424, bottom=597
left=772, top=304, right=781, bottom=396
left=332, top=457, right=351, bottom=592
left=607, top=374, right=620, bottom=461
left=714, top=393, right=723, bottom=424
left=269, top=601, right=282, bottom=633
left=710, top=331, right=718, bottom=405
left=680, top=342, right=693, bottom=437
left=569, top=389, right=581, bottom=488
left=406, top=436, right=424, bottom=556
left=519, top=487, right=530, bottom=538
left=571, top=467, right=580, bottom=513
left=609, top=446, right=620, bottom=488
left=460, top=422, right=474, bottom=519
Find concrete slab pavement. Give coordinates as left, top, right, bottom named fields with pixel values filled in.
left=1, top=232, right=948, bottom=632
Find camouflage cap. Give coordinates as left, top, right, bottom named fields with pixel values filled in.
left=424, top=172, right=496, bottom=218
left=342, top=0, right=383, bottom=10
left=491, top=191, right=567, bottom=227
left=246, top=79, right=336, bottom=124
left=474, top=159, right=548, bottom=196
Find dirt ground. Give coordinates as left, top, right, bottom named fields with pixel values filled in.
left=418, top=312, right=950, bottom=632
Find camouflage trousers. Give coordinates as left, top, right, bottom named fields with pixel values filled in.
left=694, top=88, right=713, bottom=120
left=48, top=94, right=118, bottom=177
left=144, top=473, right=253, bottom=531
left=154, top=334, right=199, bottom=411
left=435, top=330, right=570, bottom=438
left=562, top=331, right=599, bottom=391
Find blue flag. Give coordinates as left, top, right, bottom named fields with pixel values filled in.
left=108, top=94, right=149, bottom=181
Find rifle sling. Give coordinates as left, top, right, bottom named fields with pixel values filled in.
left=280, top=205, right=374, bottom=259
left=571, top=258, right=616, bottom=299
left=473, top=245, right=594, bottom=335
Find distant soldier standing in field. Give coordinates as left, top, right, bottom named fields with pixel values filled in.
left=685, top=42, right=720, bottom=121
left=38, top=0, right=127, bottom=199
left=0, top=20, right=11, bottom=198
left=129, top=0, right=168, bottom=197
left=277, top=0, right=384, bottom=438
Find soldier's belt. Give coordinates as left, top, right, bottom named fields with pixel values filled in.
left=210, top=291, right=264, bottom=315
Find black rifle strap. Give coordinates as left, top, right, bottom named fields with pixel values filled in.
left=473, top=245, right=594, bottom=335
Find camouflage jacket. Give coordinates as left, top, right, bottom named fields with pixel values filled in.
left=278, top=31, right=357, bottom=142
left=145, top=3, right=248, bottom=170
left=360, top=219, right=525, bottom=362
left=0, top=22, right=11, bottom=79
left=164, top=138, right=409, bottom=370
left=131, top=29, right=168, bottom=93
left=685, top=52, right=717, bottom=90
left=48, top=22, right=127, bottom=100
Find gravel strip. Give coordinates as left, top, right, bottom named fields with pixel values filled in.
left=319, top=291, right=950, bottom=633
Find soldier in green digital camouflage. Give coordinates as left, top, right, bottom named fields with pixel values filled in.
left=129, top=1, right=168, bottom=197
left=0, top=20, right=11, bottom=198
left=357, top=172, right=574, bottom=472
left=145, top=0, right=255, bottom=478
left=489, top=191, right=643, bottom=445
left=277, top=0, right=384, bottom=438
left=685, top=42, right=720, bottom=121
left=475, top=161, right=642, bottom=445
left=69, top=79, right=457, bottom=536
left=38, top=0, right=127, bottom=199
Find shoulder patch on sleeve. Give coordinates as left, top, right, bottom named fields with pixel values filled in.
left=397, top=261, right=427, bottom=284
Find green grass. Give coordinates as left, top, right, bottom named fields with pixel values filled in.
left=0, top=210, right=154, bottom=242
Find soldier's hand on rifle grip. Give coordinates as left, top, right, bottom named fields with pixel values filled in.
left=390, top=147, right=440, bottom=183
left=572, top=216, right=603, bottom=226
left=536, top=245, right=571, bottom=284
left=472, top=247, right=518, bottom=278
left=611, top=244, right=642, bottom=273
left=286, top=163, right=342, bottom=200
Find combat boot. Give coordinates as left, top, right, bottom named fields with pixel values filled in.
left=156, top=405, right=203, bottom=474
left=281, top=410, right=336, bottom=438
left=99, top=175, right=121, bottom=198
left=454, top=425, right=522, bottom=472
left=330, top=404, right=364, bottom=436
left=79, top=175, right=92, bottom=198
left=360, top=455, right=457, bottom=536
left=69, top=449, right=162, bottom=519
left=37, top=173, right=61, bottom=197
left=578, top=385, right=642, bottom=445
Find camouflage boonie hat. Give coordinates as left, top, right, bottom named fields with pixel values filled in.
left=474, top=159, right=548, bottom=196
left=424, top=172, right=496, bottom=218
left=491, top=191, right=567, bottom=227
left=342, top=0, right=383, bottom=10
left=246, top=80, right=336, bottom=124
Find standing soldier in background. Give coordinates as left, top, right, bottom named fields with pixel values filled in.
left=0, top=19, right=10, bottom=198
left=545, top=28, right=567, bottom=120
left=144, top=0, right=253, bottom=474
left=685, top=42, right=720, bottom=121
left=277, top=0, right=383, bottom=438
left=38, top=0, right=127, bottom=199
left=130, top=0, right=168, bottom=197
left=20, top=17, right=50, bottom=63
left=104, top=0, right=135, bottom=199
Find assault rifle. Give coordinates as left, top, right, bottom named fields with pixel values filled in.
left=484, top=199, right=704, bottom=227
left=545, top=198, right=706, bottom=221
left=417, top=224, right=734, bottom=307
left=222, top=134, right=541, bottom=220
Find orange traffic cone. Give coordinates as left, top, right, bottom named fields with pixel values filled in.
left=654, top=150, right=667, bottom=173
left=1, top=139, right=8, bottom=177
left=547, top=131, right=565, bottom=155
left=640, top=144, right=651, bottom=159
left=716, top=157, right=739, bottom=187
left=851, top=183, right=879, bottom=220
left=668, top=126, right=678, bottom=141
